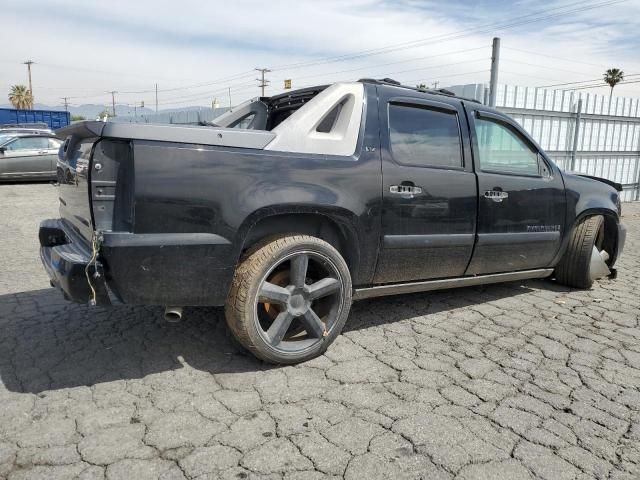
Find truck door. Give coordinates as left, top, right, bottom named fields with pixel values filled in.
left=464, top=106, right=566, bottom=275
left=373, top=91, right=477, bottom=284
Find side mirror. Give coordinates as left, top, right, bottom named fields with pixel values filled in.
left=0, top=147, right=5, bottom=154
left=538, top=153, right=551, bottom=178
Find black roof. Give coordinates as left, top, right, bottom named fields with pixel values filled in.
left=358, top=78, right=482, bottom=104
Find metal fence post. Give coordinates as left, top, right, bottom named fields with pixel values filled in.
left=635, top=156, right=640, bottom=201
left=570, top=98, right=583, bottom=172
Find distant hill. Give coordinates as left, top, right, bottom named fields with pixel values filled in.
left=1, top=103, right=163, bottom=120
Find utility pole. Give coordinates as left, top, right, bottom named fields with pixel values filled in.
left=61, top=97, right=69, bottom=112
left=570, top=98, right=583, bottom=172
left=155, top=83, right=158, bottom=113
left=24, top=60, right=35, bottom=108
left=228, top=87, right=232, bottom=108
left=255, top=68, right=271, bottom=97
left=432, top=81, right=440, bottom=89
left=108, top=91, right=117, bottom=117
left=488, top=37, right=501, bottom=107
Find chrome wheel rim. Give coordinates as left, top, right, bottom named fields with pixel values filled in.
left=254, top=251, right=343, bottom=354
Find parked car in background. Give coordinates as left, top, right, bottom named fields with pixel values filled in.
left=0, top=123, right=53, bottom=136
left=0, top=133, right=62, bottom=181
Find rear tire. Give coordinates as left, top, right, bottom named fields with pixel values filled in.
left=225, top=234, right=352, bottom=364
left=555, top=215, right=604, bottom=289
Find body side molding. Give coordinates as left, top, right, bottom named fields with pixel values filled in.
left=102, top=232, right=231, bottom=247
left=476, top=231, right=560, bottom=245
left=383, top=233, right=474, bottom=249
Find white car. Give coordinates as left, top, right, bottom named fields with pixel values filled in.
left=0, top=133, right=62, bottom=182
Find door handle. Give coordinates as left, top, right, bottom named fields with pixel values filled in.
left=484, top=190, right=509, bottom=202
left=38, top=151, right=48, bottom=155
left=390, top=184, right=423, bottom=196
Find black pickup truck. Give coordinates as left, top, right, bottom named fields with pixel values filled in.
left=40, top=79, right=626, bottom=364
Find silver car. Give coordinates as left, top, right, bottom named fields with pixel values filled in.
left=0, top=134, right=62, bottom=181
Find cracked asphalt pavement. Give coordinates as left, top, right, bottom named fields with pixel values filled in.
left=0, top=182, right=639, bottom=480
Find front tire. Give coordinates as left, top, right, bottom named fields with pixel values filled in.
left=555, top=215, right=604, bottom=289
left=225, top=235, right=352, bottom=364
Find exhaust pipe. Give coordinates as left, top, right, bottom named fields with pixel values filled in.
left=164, top=306, right=183, bottom=323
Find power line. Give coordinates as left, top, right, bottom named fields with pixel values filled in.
left=502, top=46, right=611, bottom=69
left=155, top=83, right=257, bottom=107
left=560, top=79, right=640, bottom=91
left=539, top=73, right=640, bottom=88
left=268, top=46, right=489, bottom=83
left=21, top=0, right=627, bottom=106
left=402, top=69, right=491, bottom=85
left=269, top=0, right=626, bottom=72
left=119, top=70, right=257, bottom=95
left=501, top=59, right=595, bottom=77
left=21, top=60, right=216, bottom=84
left=155, top=81, right=256, bottom=105
left=500, top=70, right=566, bottom=83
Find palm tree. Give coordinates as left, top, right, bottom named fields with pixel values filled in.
left=8, top=84, right=33, bottom=109
left=603, top=68, right=624, bottom=97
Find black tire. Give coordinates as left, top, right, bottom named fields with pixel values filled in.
left=555, top=215, right=604, bottom=289
left=225, top=234, right=352, bottom=364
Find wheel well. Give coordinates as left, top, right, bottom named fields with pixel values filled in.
left=575, top=211, right=618, bottom=264
left=241, top=213, right=359, bottom=275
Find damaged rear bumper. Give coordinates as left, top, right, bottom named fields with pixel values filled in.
left=39, top=218, right=236, bottom=307
left=39, top=218, right=111, bottom=305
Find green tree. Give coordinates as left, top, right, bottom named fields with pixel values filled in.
left=603, top=68, right=624, bottom=97
left=71, top=114, right=85, bottom=121
left=96, top=110, right=112, bottom=120
left=8, top=85, right=33, bottom=109
left=416, top=83, right=428, bottom=91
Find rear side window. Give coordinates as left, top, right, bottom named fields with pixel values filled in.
left=5, top=136, right=49, bottom=151
left=229, top=113, right=256, bottom=129
left=388, top=103, right=462, bottom=169
left=474, top=118, right=540, bottom=176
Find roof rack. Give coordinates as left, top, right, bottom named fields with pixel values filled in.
left=358, top=78, right=482, bottom=104
left=0, top=122, right=51, bottom=130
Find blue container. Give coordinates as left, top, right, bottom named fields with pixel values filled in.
left=0, top=108, right=70, bottom=129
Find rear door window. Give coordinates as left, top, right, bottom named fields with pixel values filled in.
left=388, top=103, right=463, bottom=169
left=6, top=137, right=48, bottom=151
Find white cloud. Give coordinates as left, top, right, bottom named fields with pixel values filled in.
left=2, top=0, right=640, bottom=109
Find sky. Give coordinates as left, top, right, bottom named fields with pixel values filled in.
left=2, top=0, right=640, bottom=111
